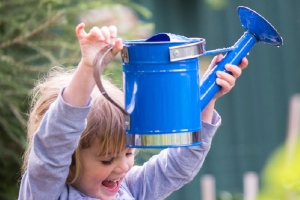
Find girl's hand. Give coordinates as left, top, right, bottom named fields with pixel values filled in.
left=201, top=54, right=248, bottom=123
left=205, top=54, right=248, bottom=100
left=75, top=23, right=123, bottom=68
left=62, top=23, right=123, bottom=107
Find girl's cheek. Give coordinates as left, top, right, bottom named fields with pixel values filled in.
left=130, top=157, right=135, bottom=168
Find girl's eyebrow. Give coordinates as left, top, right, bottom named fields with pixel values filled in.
left=87, top=149, right=113, bottom=157
left=97, top=152, right=114, bottom=157
left=93, top=147, right=133, bottom=157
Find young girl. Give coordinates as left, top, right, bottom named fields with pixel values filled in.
left=18, top=23, right=248, bottom=200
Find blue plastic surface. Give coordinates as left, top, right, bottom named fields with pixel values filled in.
left=123, top=34, right=202, bottom=134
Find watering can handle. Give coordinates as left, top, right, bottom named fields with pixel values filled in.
left=93, top=45, right=129, bottom=116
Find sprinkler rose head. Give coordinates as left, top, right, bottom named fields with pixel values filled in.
left=238, top=6, right=283, bottom=47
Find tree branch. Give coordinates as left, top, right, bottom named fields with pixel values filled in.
left=0, top=10, right=65, bottom=49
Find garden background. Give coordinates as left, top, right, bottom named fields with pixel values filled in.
left=1, top=0, right=300, bottom=199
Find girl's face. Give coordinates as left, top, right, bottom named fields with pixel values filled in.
left=71, top=141, right=134, bottom=199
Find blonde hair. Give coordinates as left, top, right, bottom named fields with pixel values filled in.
left=22, top=67, right=127, bottom=183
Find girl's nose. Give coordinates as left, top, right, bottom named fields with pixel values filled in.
left=114, top=158, right=130, bottom=174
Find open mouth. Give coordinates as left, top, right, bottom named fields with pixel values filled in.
left=101, top=178, right=120, bottom=190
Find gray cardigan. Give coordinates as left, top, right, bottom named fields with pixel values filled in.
left=18, top=89, right=221, bottom=200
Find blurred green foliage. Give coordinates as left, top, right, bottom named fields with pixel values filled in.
left=0, top=0, right=152, bottom=199
left=258, top=136, right=300, bottom=200
left=204, top=0, right=228, bottom=10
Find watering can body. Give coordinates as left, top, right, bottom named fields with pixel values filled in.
left=122, top=36, right=205, bottom=148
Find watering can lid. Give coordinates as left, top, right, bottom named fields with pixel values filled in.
left=145, top=33, right=194, bottom=42
left=144, top=33, right=205, bottom=62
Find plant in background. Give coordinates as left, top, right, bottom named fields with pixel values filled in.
left=258, top=136, right=300, bottom=200
left=204, top=0, right=228, bottom=10
left=0, top=0, right=152, bottom=199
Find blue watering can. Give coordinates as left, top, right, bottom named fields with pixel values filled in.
left=93, top=6, right=283, bottom=148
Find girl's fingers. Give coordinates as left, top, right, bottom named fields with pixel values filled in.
left=225, top=64, right=242, bottom=78
left=209, top=54, right=223, bottom=69
left=85, top=26, right=119, bottom=44
left=216, top=71, right=236, bottom=87
left=239, top=57, right=249, bottom=70
left=100, top=26, right=111, bottom=43
left=202, top=54, right=224, bottom=80
left=108, top=25, right=117, bottom=39
left=89, top=26, right=103, bottom=41
left=215, top=54, right=224, bottom=63
left=76, top=23, right=87, bottom=39
left=111, top=38, right=123, bottom=56
left=216, top=78, right=231, bottom=94
left=213, top=57, right=248, bottom=98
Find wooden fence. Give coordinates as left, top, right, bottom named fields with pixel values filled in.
left=201, top=171, right=259, bottom=200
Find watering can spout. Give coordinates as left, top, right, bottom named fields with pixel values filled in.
left=199, top=6, right=283, bottom=110
left=94, top=6, right=283, bottom=148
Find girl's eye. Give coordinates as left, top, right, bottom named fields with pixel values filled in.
left=101, top=158, right=113, bottom=165
left=126, top=150, right=134, bottom=156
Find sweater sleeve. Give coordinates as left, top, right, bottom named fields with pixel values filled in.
left=18, top=88, right=92, bottom=200
left=122, top=110, right=221, bottom=200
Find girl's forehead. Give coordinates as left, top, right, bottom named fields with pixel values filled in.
left=88, top=142, right=132, bottom=157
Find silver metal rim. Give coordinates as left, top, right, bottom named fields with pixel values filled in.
left=169, top=38, right=206, bottom=62
left=126, top=131, right=202, bottom=147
